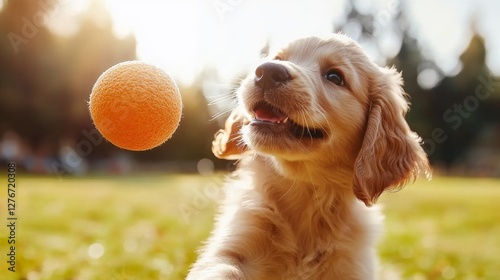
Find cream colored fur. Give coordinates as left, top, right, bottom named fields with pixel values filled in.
left=188, top=34, right=430, bottom=280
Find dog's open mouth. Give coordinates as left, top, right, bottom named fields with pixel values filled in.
left=250, top=101, right=325, bottom=139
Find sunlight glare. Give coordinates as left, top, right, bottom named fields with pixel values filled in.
left=102, top=0, right=500, bottom=84
left=88, top=242, right=105, bottom=259
left=106, top=0, right=200, bottom=84
left=104, top=0, right=347, bottom=84
left=406, top=0, right=475, bottom=75
left=417, top=68, right=440, bottom=90
left=41, top=0, right=89, bottom=37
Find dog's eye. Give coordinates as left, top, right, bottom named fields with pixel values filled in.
left=324, top=70, right=344, bottom=86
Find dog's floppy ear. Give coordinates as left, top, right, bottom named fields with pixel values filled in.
left=212, top=110, right=250, bottom=160
left=353, top=68, right=431, bottom=206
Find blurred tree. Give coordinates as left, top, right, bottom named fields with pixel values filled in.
left=0, top=0, right=136, bottom=161
left=0, top=0, right=65, bottom=149
left=427, top=34, right=500, bottom=169
left=338, top=0, right=499, bottom=174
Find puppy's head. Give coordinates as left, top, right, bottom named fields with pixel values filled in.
left=214, top=34, right=430, bottom=205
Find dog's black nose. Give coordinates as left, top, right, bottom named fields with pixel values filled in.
left=254, top=62, right=291, bottom=90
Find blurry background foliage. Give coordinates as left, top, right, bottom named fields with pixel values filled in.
left=0, top=0, right=498, bottom=176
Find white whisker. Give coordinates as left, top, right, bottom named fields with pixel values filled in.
left=210, top=104, right=237, bottom=121
left=207, top=95, right=236, bottom=106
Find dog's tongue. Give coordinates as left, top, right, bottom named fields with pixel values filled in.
left=254, top=102, right=288, bottom=123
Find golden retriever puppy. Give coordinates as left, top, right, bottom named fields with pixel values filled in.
left=188, top=34, right=430, bottom=280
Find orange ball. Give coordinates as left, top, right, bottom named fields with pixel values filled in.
left=89, top=61, right=182, bottom=151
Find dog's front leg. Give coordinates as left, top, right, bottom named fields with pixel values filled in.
left=186, top=204, right=295, bottom=280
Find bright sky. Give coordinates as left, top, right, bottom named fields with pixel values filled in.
left=103, top=0, right=347, bottom=84
left=28, top=0, right=500, bottom=85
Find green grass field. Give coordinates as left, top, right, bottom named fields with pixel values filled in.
left=1, top=175, right=499, bottom=280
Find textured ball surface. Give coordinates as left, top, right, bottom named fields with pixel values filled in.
left=89, top=61, right=182, bottom=151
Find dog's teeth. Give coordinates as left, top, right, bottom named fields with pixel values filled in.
left=283, top=117, right=289, bottom=123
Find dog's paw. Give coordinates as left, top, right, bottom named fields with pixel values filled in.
left=212, top=110, right=250, bottom=160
